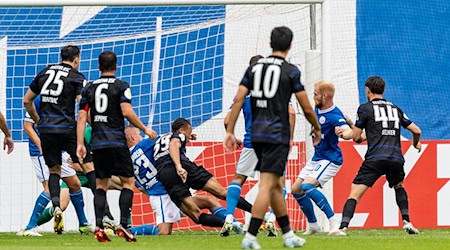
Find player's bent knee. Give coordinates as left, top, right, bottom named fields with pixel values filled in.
left=300, top=183, right=316, bottom=192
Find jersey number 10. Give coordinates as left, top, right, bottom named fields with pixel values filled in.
left=251, top=64, right=281, bottom=99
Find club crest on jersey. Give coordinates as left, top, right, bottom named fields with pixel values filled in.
left=319, top=116, right=326, bottom=124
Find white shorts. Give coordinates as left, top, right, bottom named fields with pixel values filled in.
left=150, top=194, right=181, bottom=225
left=236, top=147, right=258, bottom=178
left=31, top=152, right=76, bottom=183
left=298, top=159, right=341, bottom=187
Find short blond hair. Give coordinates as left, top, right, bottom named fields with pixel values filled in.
left=314, top=80, right=335, bottom=97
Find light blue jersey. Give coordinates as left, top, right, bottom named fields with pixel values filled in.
left=312, top=106, right=348, bottom=165
left=130, top=138, right=167, bottom=196
left=24, top=96, right=41, bottom=157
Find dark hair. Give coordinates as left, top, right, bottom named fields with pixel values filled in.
left=99, top=51, right=117, bottom=72
left=172, top=118, right=191, bottom=133
left=365, top=76, right=385, bottom=94
left=249, top=55, right=264, bottom=66
left=60, top=45, right=80, bottom=62
left=270, top=26, right=293, bottom=52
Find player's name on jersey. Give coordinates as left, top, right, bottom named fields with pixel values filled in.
left=256, top=99, right=267, bottom=108
left=131, top=148, right=145, bottom=162
left=49, top=65, right=70, bottom=72
left=381, top=129, right=396, bottom=136
left=93, top=78, right=116, bottom=84
left=94, top=115, right=108, bottom=122
left=258, top=57, right=283, bottom=65
left=41, top=96, right=58, bottom=104
left=372, top=100, right=393, bottom=105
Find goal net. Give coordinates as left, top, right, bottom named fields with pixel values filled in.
left=0, top=2, right=323, bottom=232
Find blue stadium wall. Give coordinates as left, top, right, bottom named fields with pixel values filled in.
left=356, top=0, right=450, bottom=140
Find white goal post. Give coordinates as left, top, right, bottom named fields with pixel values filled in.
left=0, top=0, right=336, bottom=232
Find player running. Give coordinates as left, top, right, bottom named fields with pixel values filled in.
left=330, top=76, right=422, bottom=236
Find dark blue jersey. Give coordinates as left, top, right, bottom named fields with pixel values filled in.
left=355, top=98, right=412, bottom=162
left=154, top=132, right=189, bottom=168
left=130, top=138, right=167, bottom=196
left=312, top=106, right=348, bottom=165
left=29, top=63, right=84, bottom=133
left=240, top=56, right=304, bottom=145
left=229, top=96, right=253, bottom=148
left=80, top=76, right=131, bottom=150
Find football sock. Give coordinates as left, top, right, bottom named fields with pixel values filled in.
left=395, top=187, right=410, bottom=222
left=236, top=197, right=252, bottom=213
left=36, top=207, right=53, bottom=226
left=94, top=189, right=107, bottom=228
left=69, top=189, right=88, bottom=226
left=276, top=215, right=291, bottom=234
left=129, top=224, right=159, bottom=235
left=198, top=213, right=225, bottom=227
left=340, top=198, right=357, bottom=229
left=225, top=182, right=242, bottom=216
left=293, top=193, right=317, bottom=223
left=25, top=191, right=50, bottom=230
left=302, top=183, right=335, bottom=218
left=119, top=188, right=134, bottom=227
left=212, top=206, right=228, bottom=220
left=247, top=217, right=263, bottom=237
left=49, top=173, right=61, bottom=208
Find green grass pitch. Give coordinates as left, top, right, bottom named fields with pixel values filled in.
left=2, top=229, right=450, bottom=250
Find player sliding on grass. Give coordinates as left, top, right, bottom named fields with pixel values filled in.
left=125, top=126, right=243, bottom=235
left=154, top=118, right=252, bottom=231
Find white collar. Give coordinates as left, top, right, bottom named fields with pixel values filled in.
left=317, top=105, right=336, bottom=114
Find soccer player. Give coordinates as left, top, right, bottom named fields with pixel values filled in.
left=0, top=110, right=13, bottom=154
left=330, top=76, right=422, bottom=236
left=290, top=81, right=353, bottom=235
left=77, top=50, right=156, bottom=242
left=23, top=45, right=94, bottom=234
left=18, top=95, right=93, bottom=236
left=222, top=55, right=297, bottom=237
left=125, top=126, right=242, bottom=235
left=224, top=26, right=321, bottom=249
left=154, top=118, right=252, bottom=231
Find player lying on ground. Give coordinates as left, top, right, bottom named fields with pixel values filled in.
left=330, top=76, right=422, bottom=236
left=154, top=118, right=252, bottom=230
left=126, top=126, right=243, bottom=235
left=291, top=81, right=353, bottom=235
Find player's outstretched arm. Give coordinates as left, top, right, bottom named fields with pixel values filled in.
left=295, top=91, right=321, bottom=146
left=352, top=126, right=366, bottom=143
left=23, top=89, right=39, bottom=123
left=121, top=102, right=157, bottom=140
left=406, top=123, right=422, bottom=152
left=0, top=111, right=13, bottom=154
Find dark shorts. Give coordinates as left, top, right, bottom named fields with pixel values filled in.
left=92, top=147, right=134, bottom=179
left=353, top=159, right=405, bottom=188
left=253, top=142, right=289, bottom=176
left=157, top=160, right=213, bottom=207
left=41, top=132, right=93, bottom=168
